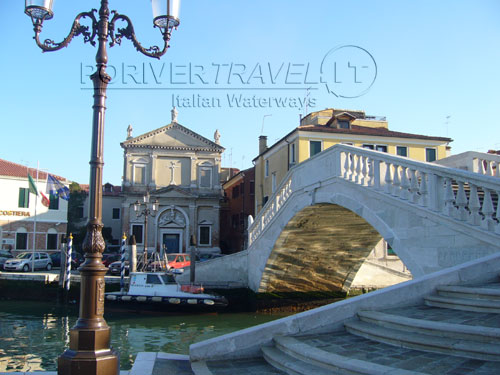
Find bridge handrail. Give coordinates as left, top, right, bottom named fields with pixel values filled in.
left=249, top=144, right=500, bottom=246
left=434, top=151, right=500, bottom=177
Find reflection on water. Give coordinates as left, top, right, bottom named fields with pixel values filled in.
left=0, top=300, right=288, bottom=372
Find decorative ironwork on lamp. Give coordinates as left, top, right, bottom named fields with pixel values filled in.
left=24, top=1, right=179, bottom=374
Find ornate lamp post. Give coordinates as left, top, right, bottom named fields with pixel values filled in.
left=24, top=1, right=180, bottom=374
left=134, top=192, right=159, bottom=270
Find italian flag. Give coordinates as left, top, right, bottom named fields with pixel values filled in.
left=28, top=173, right=50, bottom=207
left=40, top=192, right=50, bottom=208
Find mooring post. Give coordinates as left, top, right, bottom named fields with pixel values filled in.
left=190, top=235, right=196, bottom=284
left=63, top=233, right=73, bottom=303
left=57, top=235, right=67, bottom=302
left=120, top=233, right=127, bottom=293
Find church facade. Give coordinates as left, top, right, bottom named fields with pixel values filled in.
left=120, top=113, right=224, bottom=256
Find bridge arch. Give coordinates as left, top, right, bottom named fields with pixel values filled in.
left=257, top=192, right=419, bottom=293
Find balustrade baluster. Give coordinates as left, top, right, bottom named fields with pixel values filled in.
left=418, top=171, right=429, bottom=207
left=443, top=177, right=456, bottom=217
left=455, top=181, right=468, bottom=221
left=481, top=189, right=495, bottom=231
left=496, top=190, right=500, bottom=234
left=343, top=152, right=350, bottom=179
left=373, top=159, right=381, bottom=190
left=353, top=154, right=359, bottom=183
left=360, top=156, right=367, bottom=185
left=480, top=159, right=486, bottom=175
left=468, top=184, right=481, bottom=226
left=487, top=161, right=494, bottom=176
left=400, top=166, right=410, bottom=200
left=392, top=164, right=401, bottom=197
left=384, top=162, right=393, bottom=194
left=368, top=158, right=375, bottom=187
left=409, top=169, right=419, bottom=203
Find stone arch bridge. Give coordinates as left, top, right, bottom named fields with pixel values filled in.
left=178, top=144, right=500, bottom=293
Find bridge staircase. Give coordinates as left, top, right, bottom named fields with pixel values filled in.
left=192, top=278, right=500, bottom=374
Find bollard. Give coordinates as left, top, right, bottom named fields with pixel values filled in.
left=130, top=235, right=137, bottom=273
left=120, top=233, right=127, bottom=292
left=57, top=235, right=67, bottom=302
left=64, top=234, right=73, bottom=292
left=190, top=235, right=196, bottom=284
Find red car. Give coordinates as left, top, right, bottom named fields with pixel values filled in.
left=167, top=253, right=191, bottom=269
left=148, top=253, right=191, bottom=271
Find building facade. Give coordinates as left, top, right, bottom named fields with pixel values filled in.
left=0, top=159, right=68, bottom=253
left=220, top=167, right=255, bottom=253
left=254, top=108, right=452, bottom=213
left=120, top=118, right=225, bottom=256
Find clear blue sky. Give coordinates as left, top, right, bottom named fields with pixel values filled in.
left=1, top=1, right=499, bottom=185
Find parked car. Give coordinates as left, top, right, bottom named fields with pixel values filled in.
left=0, top=250, right=13, bottom=270
left=102, top=253, right=121, bottom=267
left=148, top=253, right=191, bottom=271
left=49, top=252, right=84, bottom=269
left=4, top=252, right=52, bottom=272
left=108, top=260, right=129, bottom=276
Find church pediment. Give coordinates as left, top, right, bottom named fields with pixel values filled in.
left=154, top=185, right=195, bottom=198
left=121, top=123, right=224, bottom=153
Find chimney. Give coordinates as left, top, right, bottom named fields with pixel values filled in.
left=259, top=135, right=268, bottom=155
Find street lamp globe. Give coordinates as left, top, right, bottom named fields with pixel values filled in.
left=152, top=0, right=180, bottom=29
left=134, top=200, right=141, bottom=213
left=25, top=0, right=54, bottom=21
left=152, top=199, right=159, bottom=212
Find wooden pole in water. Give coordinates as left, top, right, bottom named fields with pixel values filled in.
left=190, top=235, right=196, bottom=284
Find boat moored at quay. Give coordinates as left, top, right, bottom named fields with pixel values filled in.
left=105, top=271, right=228, bottom=311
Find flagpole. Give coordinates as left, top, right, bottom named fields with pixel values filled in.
left=31, top=161, right=40, bottom=272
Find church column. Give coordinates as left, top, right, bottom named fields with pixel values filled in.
left=215, top=157, right=222, bottom=189
left=189, top=204, right=196, bottom=249
left=190, top=156, right=197, bottom=188
left=149, top=154, right=157, bottom=189
left=123, top=152, right=131, bottom=187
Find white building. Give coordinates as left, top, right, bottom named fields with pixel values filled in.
left=0, top=159, right=68, bottom=252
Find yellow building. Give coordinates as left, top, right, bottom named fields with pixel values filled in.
left=254, top=108, right=452, bottom=213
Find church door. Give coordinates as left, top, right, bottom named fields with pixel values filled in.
left=163, top=233, right=180, bottom=253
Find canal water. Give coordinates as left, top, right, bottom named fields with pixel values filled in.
left=0, top=300, right=290, bottom=372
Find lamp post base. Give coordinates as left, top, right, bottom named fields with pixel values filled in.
left=58, top=337, right=118, bottom=375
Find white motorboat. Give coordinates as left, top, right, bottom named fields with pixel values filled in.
left=105, top=272, right=228, bottom=311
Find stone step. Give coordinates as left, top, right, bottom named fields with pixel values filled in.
left=436, top=284, right=500, bottom=301
left=344, top=319, right=500, bottom=361
left=357, top=310, right=500, bottom=344
left=272, top=335, right=427, bottom=375
left=191, top=357, right=285, bottom=375
left=424, top=295, right=500, bottom=313
left=261, top=346, right=334, bottom=375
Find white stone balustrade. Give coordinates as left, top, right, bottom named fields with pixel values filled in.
left=435, top=151, right=500, bottom=177
left=248, top=145, right=500, bottom=246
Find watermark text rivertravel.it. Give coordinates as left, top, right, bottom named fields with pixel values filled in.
left=80, top=45, right=377, bottom=107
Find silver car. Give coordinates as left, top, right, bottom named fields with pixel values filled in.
left=3, top=252, right=52, bottom=272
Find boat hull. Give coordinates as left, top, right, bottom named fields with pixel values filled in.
left=105, top=292, right=228, bottom=312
